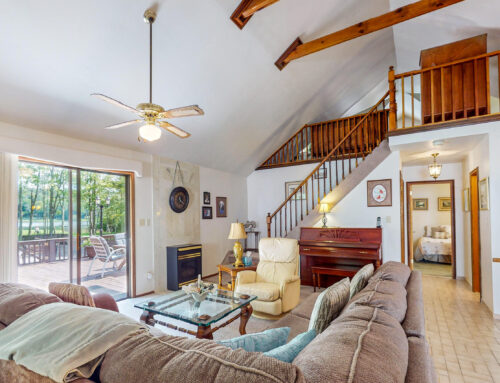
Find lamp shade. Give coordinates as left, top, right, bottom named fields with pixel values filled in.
left=228, top=223, right=247, bottom=240
left=139, top=123, right=162, bottom=141
left=319, top=203, right=331, bottom=213
left=428, top=153, right=442, bottom=180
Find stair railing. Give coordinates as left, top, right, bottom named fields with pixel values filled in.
left=256, top=110, right=390, bottom=170
left=266, top=91, right=390, bottom=238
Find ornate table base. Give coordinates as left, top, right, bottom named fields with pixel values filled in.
left=140, top=303, right=253, bottom=340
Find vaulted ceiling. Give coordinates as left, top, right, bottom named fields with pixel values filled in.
left=0, top=0, right=497, bottom=175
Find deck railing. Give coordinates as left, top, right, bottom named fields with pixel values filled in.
left=17, top=234, right=117, bottom=266
left=267, top=91, right=390, bottom=237
left=257, top=109, right=389, bottom=170
left=389, top=50, right=500, bottom=131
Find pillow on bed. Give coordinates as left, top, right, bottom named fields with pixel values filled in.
left=432, top=231, right=445, bottom=239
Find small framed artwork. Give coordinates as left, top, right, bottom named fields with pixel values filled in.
left=216, top=197, right=227, bottom=217
left=313, top=167, right=327, bottom=179
left=413, top=198, right=428, bottom=211
left=202, top=206, right=212, bottom=219
left=438, top=197, right=452, bottom=211
left=285, top=181, right=306, bottom=200
left=367, top=179, right=392, bottom=207
left=479, top=177, right=489, bottom=210
left=463, top=188, right=470, bottom=212
left=203, top=192, right=210, bottom=205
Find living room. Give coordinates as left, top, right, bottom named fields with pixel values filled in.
left=1, top=1, right=500, bottom=382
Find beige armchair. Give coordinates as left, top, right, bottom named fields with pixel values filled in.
left=235, top=238, right=300, bottom=317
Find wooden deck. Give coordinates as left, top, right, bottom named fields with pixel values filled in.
left=18, top=257, right=128, bottom=300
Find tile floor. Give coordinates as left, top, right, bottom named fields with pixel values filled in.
left=423, top=275, right=500, bottom=383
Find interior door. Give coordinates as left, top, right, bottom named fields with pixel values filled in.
left=470, top=168, right=481, bottom=293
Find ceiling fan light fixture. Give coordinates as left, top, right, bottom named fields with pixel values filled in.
left=139, top=123, right=162, bottom=142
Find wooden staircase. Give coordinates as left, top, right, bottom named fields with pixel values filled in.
left=265, top=91, right=390, bottom=237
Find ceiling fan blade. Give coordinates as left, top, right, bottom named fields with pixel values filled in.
left=158, top=105, right=204, bottom=119
left=105, top=120, right=142, bottom=130
left=91, top=93, right=141, bottom=115
left=158, top=121, right=191, bottom=138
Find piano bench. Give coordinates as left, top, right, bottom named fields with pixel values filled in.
left=311, top=266, right=359, bottom=292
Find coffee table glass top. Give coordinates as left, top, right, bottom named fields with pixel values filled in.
left=135, top=289, right=256, bottom=326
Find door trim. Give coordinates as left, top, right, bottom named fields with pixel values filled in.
left=469, top=167, right=481, bottom=293
left=405, top=179, right=456, bottom=279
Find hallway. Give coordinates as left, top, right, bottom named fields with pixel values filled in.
left=423, top=275, right=500, bottom=382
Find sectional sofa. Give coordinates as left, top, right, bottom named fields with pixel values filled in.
left=0, top=261, right=435, bottom=383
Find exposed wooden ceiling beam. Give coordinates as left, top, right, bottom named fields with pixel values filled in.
left=231, top=0, right=280, bottom=29
left=276, top=0, right=464, bottom=70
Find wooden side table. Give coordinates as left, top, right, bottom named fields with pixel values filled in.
left=217, top=263, right=257, bottom=291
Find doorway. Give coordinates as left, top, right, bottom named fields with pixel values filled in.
left=406, top=180, right=456, bottom=278
left=17, top=159, right=133, bottom=300
left=469, top=168, right=481, bottom=293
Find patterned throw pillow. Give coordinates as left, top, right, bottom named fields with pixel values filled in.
left=308, top=278, right=350, bottom=333
left=217, top=327, right=290, bottom=352
left=264, top=329, right=316, bottom=363
left=349, top=263, right=375, bottom=299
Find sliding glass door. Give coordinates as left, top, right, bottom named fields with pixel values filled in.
left=17, top=160, right=131, bottom=300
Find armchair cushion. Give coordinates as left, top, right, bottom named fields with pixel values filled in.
left=235, top=270, right=256, bottom=285
left=236, top=282, right=280, bottom=302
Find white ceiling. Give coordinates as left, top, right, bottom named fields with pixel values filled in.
left=399, top=135, right=485, bottom=166
left=0, top=0, right=497, bottom=175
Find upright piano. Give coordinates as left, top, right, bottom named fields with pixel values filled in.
left=299, top=227, right=382, bottom=287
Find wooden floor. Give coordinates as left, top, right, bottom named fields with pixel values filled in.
left=423, top=275, right=500, bottom=383
left=18, top=258, right=127, bottom=299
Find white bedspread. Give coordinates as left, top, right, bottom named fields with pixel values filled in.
left=414, top=237, right=452, bottom=264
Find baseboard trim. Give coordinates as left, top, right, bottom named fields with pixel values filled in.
left=203, top=272, right=218, bottom=279
left=135, top=290, right=154, bottom=298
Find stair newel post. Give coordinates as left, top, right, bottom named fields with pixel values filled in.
left=266, top=213, right=272, bottom=237
left=389, top=66, right=397, bottom=132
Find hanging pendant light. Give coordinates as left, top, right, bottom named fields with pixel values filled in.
left=428, top=153, right=442, bottom=180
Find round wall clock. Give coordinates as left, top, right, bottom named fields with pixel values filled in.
left=169, top=186, right=190, bottom=213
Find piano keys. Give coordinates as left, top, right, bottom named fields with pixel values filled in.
left=299, top=227, right=382, bottom=287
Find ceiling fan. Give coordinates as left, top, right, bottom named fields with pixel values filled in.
left=92, top=9, right=204, bottom=142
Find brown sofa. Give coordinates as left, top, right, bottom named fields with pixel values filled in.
left=0, top=262, right=435, bottom=383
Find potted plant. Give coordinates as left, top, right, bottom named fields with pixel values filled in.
left=82, top=239, right=96, bottom=259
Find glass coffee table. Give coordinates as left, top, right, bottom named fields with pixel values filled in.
left=135, top=289, right=257, bottom=339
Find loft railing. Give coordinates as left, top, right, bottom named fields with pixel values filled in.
left=257, top=109, right=389, bottom=170
left=389, top=50, right=500, bottom=131
left=266, top=91, right=390, bottom=237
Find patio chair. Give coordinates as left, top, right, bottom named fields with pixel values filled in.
left=87, top=236, right=126, bottom=278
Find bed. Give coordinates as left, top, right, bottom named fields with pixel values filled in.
left=413, top=225, right=452, bottom=264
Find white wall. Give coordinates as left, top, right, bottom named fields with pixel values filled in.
left=322, top=152, right=402, bottom=263
left=200, top=167, right=248, bottom=276
left=247, top=163, right=317, bottom=236
left=462, top=135, right=494, bottom=312
left=402, top=163, right=464, bottom=277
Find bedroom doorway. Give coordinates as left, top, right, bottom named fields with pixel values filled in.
left=406, top=180, right=456, bottom=278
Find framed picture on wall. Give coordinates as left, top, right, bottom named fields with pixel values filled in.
left=413, top=198, right=428, bottom=211
left=438, top=197, right=452, bottom=211
left=216, top=197, right=227, bottom=217
left=463, top=188, right=470, bottom=212
left=202, top=206, right=212, bottom=219
left=203, top=192, right=210, bottom=205
left=479, top=177, right=489, bottom=210
left=367, top=179, right=392, bottom=207
left=285, top=181, right=306, bottom=200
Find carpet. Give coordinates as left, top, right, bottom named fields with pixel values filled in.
left=413, top=261, right=452, bottom=277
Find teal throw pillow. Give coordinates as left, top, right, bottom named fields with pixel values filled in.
left=217, top=327, right=290, bottom=352
left=264, top=329, right=316, bottom=363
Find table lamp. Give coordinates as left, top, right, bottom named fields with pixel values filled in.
left=319, top=203, right=331, bottom=228
left=228, top=223, right=247, bottom=267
